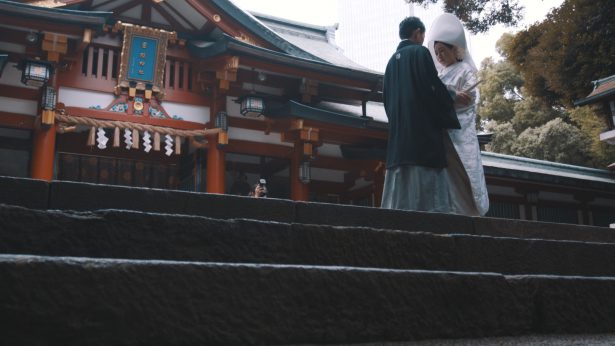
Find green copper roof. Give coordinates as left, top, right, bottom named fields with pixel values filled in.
left=209, top=0, right=323, bottom=62
left=482, top=151, right=615, bottom=191
left=267, top=100, right=373, bottom=128
left=0, top=0, right=111, bottom=28
left=188, top=34, right=382, bottom=83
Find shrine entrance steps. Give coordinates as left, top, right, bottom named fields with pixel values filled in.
left=1, top=176, right=615, bottom=345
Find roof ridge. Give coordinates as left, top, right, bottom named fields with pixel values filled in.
left=593, top=74, right=615, bottom=88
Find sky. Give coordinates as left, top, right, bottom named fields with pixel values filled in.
left=230, top=0, right=564, bottom=66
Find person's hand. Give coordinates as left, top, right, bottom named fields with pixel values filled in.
left=253, top=185, right=266, bottom=198
left=454, top=91, right=472, bottom=106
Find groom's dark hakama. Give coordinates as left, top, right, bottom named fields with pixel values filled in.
left=381, top=40, right=462, bottom=212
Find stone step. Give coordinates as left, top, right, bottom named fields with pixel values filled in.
left=1, top=176, right=615, bottom=243
left=2, top=204, right=615, bottom=277
left=2, top=254, right=615, bottom=345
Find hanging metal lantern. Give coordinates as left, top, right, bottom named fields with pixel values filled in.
left=215, top=110, right=228, bottom=131
left=20, top=59, right=53, bottom=87
left=40, top=86, right=57, bottom=125
left=299, top=160, right=311, bottom=184
left=239, top=95, right=265, bottom=118
left=41, top=86, right=57, bottom=110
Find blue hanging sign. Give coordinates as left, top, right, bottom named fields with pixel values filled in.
left=116, top=23, right=176, bottom=99
left=127, top=36, right=158, bottom=83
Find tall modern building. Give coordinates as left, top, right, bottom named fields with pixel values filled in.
left=336, top=0, right=468, bottom=72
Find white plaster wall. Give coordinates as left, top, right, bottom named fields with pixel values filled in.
left=161, top=101, right=209, bottom=124
left=58, top=87, right=115, bottom=109
left=0, top=64, right=38, bottom=89
left=317, top=143, right=342, bottom=158
left=0, top=96, right=37, bottom=116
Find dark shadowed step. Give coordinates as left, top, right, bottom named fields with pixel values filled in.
left=1, top=204, right=615, bottom=277
left=1, top=176, right=614, bottom=243
left=2, top=254, right=615, bottom=346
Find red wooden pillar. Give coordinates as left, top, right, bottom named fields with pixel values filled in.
left=206, top=85, right=226, bottom=194
left=31, top=124, right=56, bottom=181
left=206, top=135, right=225, bottom=194
left=290, top=141, right=309, bottom=201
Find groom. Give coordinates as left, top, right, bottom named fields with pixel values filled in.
left=381, top=16, right=467, bottom=212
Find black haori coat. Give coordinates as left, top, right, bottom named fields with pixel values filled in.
left=383, top=40, right=460, bottom=169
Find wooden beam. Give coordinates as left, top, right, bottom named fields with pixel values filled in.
left=0, top=13, right=84, bottom=37
left=311, top=156, right=380, bottom=173
left=158, top=1, right=199, bottom=31
left=200, top=20, right=218, bottom=36
left=184, top=0, right=274, bottom=50
left=62, top=106, right=207, bottom=130
left=239, top=56, right=377, bottom=91
left=142, top=1, right=152, bottom=23
left=111, top=0, right=142, bottom=16
left=0, top=112, right=36, bottom=130
left=0, top=84, right=40, bottom=101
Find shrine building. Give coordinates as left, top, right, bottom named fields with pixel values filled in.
left=0, top=0, right=614, bottom=226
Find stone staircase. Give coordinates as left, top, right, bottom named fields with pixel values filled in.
left=1, top=176, right=615, bottom=345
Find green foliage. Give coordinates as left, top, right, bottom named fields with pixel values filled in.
left=477, top=5, right=615, bottom=169
left=511, top=95, right=558, bottom=132
left=513, top=118, right=592, bottom=165
left=501, top=0, right=615, bottom=107
left=569, top=106, right=615, bottom=167
left=477, top=58, right=523, bottom=123
left=485, top=121, right=515, bottom=155
left=403, top=0, right=523, bottom=33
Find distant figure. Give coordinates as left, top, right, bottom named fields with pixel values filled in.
left=230, top=171, right=251, bottom=196
left=381, top=16, right=470, bottom=213
left=428, top=13, right=490, bottom=216
left=252, top=178, right=268, bottom=198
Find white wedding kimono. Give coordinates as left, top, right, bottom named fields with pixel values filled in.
left=439, top=61, right=490, bottom=216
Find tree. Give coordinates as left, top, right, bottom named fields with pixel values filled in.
left=569, top=106, right=615, bottom=167
left=403, top=0, right=523, bottom=33
left=485, top=121, right=516, bottom=155
left=478, top=49, right=600, bottom=167
left=511, top=119, right=592, bottom=165
left=502, top=0, right=615, bottom=107
left=511, top=95, right=558, bottom=133
left=477, top=57, right=523, bottom=124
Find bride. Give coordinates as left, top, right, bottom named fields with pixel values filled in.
left=428, top=13, right=490, bottom=216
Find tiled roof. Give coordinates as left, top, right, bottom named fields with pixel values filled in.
left=574, top=75, right=615, bottom=106
left=481, top=151, right=615, bottom=190
left=0, top=0, right=110, bottom=27
left=251, top=12, right=379, bottom=74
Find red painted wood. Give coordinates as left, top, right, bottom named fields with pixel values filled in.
left=31, top=124, right=57, bottom=181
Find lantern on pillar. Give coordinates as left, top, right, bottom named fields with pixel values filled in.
left=20, top=59, right=53, bottom=87
left=215, top=111, right=228, bottom=131
left=239, top=95, right=265, bottom=118
left=41, top=86, right=57, bottom=125
left=299, top=160, right=311, bottom=184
